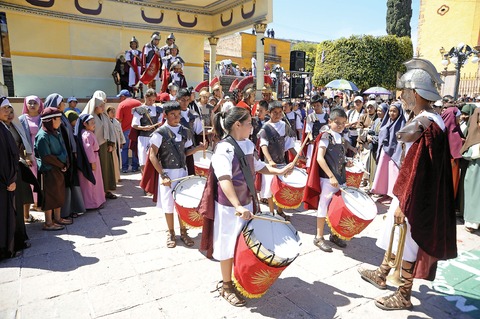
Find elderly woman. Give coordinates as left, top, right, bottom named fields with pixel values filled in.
left=19, top=95, right=44, bottom=211
left=81, top=91, right=117, bottom=199
left=44, top=94, right=85, bottom=219
left=34, top=107, right=71, bottom=230
left=370, top=102, right=406, bottom=199
left=0, top=97, right=20, bottom=258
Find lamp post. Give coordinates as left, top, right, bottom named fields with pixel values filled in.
left=274, top=64, right=283, bottom=99
left=440, top=43, right=479, bottom=100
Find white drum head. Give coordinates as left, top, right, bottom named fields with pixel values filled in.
left=341, top=187, right=377, bottom=220
left=193, top=150, right=213, bottom=169
left=346, top=164, right=363, bottom=173
left=246, top=214, right=301, bottom=261
left=278, top=167, right=307, bottom=188
left=173, top=176, right=206, bottom=208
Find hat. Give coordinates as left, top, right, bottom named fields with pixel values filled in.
left=354, top=96, right=364, bottom=103
left=151, top=32, right=160, bottom=42
left=116, top=89, right=132, bottom=98
left=0, top=96, right=11, bottom=107
left=67, top=97, right=78, bottom=103
left=368, top=94, right=376, bottom=100
left=40, top=107, right=62, bottom=122
left=224, top=96, right=230, bottom=100
left=65, top=110, right=79, bottom=123
left=156, top=92, right=170, bottom=102
left=167, top=33, right=175, bottom=40
left=397, top=58, right=443, bottom=102
left=366, top=100, right=377, bottom=107
left=433, top=100, right=443, bottom=107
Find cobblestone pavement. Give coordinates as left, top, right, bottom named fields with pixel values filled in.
left=1, top=173, right=479, bottom=319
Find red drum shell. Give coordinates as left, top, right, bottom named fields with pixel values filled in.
left=346, top=166, right=363, bottom=188
left=271, top=167, right=307, bottom=209
left=193, top=150, right=213, bottom=177
left=173, top=176, right=206, bottom=228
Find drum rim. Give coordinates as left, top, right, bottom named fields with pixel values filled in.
left=193, top=149, right=213, bottom=160
left=243, top=214, right=301, bottom=267
left=173, top=175, right=207, bottom=203
left=340, top=186, right=377, bottom=219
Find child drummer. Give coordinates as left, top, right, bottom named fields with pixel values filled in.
left=303, top=108, right=355, bottom=252
left=257, top=101, right=298, bottom=221
left=148, top=101, right=206, bottom=248
left=200, top=107, right=293, bottom=307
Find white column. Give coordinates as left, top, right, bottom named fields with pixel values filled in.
left=254, top=23, right=267, bottom=100
left=208, top=37, right=219, bottom=87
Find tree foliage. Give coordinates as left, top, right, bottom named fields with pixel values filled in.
left=386, top=0, right=412, bottom=37
left=291, top=42, right=317, bottom=73
left=312, top=35, right=413, bottom=91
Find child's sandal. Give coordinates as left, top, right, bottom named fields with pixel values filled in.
left=180, top=228, right=194, bottom=247
left=220, top=281, right=246, bottom=307
left=166, top=231, right=176, bottom=248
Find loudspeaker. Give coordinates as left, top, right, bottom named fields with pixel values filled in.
left=290, top=51, right=306, bottom=72
left=289, top=77, right=305, bottom=98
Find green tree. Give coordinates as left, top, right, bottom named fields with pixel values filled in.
left=313, top=35, right=413, bottom=91
left=386, top=0, right=412, bottom=37
left=291, top=42, right=317, bottom=73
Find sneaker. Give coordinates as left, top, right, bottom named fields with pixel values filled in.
left=122, top=170, right=128, bottom=173
left=313, top=237, right=333, bottom=252
left=329, top=234, right=347, bottom=248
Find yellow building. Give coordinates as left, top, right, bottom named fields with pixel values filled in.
left=417, top=0, right=480, bottom=96
left=203, top=32, right=292, bottom=72
left=0, top=0, right=272, bottom=98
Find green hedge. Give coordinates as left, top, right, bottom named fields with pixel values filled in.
left=312, top=35, right=413, bottom=91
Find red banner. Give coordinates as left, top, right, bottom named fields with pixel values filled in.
left=131, top=53, right=141, bottom=84
left=139, top=52, right=160, bottom=85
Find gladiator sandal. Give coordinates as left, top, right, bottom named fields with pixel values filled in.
left=216, top=281, right=246, bottom=307
left=374, top=260, right=414, bottom=310
left=180, top=228, right=194, bottom=247
left=166, top=230, right=176, bottom=248
left=357, top=254, right=393, bottom=290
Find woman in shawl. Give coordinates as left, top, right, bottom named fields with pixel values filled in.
left=356, top=100, right=379, bottom=187
left=44, top=94, right=85, bottom=219
left=365, top=102, right=388, bottom=188
left=34, top=107, right=71, bottom=230
left=18, top=95, right=44, bottom=211
left=75, top=114, right=106, bottom=209
left=81, top=91, right=117, bottom=199
left=441, top=107, right=464, bottom=199
left=460, top=107, right=480, bottom=232
left=0, top=97, right=19, bottom=258
left=370, top=102, right=406, bottom=198
left=107, top=105, right=125, bottom=183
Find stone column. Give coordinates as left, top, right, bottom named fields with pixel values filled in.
left=254, top=23, right=267, bottom=100
left=208, top=36, right=219, bottom=88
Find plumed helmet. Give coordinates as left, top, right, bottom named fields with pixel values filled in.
left=151, top=32, right=161, bottom=42
left=130, top=36, right=138, bottom=45
left=167, top=33, right=175, bottom=41
left=397, top=58, right=443, bottom=102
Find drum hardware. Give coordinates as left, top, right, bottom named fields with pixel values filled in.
left=172, top=175, right=206, bottom=228
left=202, top=119, right=206, bottom=159
left=235, top=212, right=291, bottom=224
left=385, top=221, right=407, bottom=287
left=339, top=187, right=365, bottom=208
left=169, top=174, right=195, bottom=183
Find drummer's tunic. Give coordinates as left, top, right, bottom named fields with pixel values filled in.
left=212, top=139, right=265, bottom=261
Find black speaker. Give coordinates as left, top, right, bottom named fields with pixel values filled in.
left=290, top=51, right=306, bottom=72
left=289, top=77, right=305, bottom=98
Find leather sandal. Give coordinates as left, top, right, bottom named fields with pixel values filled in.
left=218, top=281, right=246, bottom=307
left=54, top=218, right=73, bottom=225
left=357, top=267, right=387, bottom=290
left=166, top=231, right=176, bottom=248
left=180, top=228, right=194, bottom=247
left=329, top=234, right=347, bottom=248
left=374, top=290, right=412, bottom=310
left=313, top=237, right=332, bottom=252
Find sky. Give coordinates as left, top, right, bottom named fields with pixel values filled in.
left=261, top=0, right=420, bottom=49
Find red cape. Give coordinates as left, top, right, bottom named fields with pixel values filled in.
left=393, top=122, right=457, bottom=279
left=139, top=149, right=159, bottom=202
left=302, top=132, right=327, bottom=210
left=199, top=164, right=217, bottom=259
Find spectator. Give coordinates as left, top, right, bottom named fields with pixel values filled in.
left=65, top=97, right=81, bottom=114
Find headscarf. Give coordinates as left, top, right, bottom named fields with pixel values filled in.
left=93, top=90, right=107, bottom=102
left=441, top=107, right=464, bottom=159
left=461, top=103, right=477, bottom=137
left=40, top=107, right=62, bottom=134
left=74, top=114, right=95, bottom=184
left=22, top=95, right=44, bottom=114
left=81, top=97, right=114, bottom=143
left=377, top=102, right=406, bottom=167
left=43, top=93, right=64, bottom=108
left=460, top=107, right=480, bottom=154
left=379, top=102, right=389, bottom=115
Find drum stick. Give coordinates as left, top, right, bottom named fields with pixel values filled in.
left=339, top=187, right=365, bottom=208
left=291, top=133, right=311, bottom=166
left=169, top=175, right=195, bottom=183
left=235, top=212, right=291, bottom=224
left=202, top=119, right=206, bottom=159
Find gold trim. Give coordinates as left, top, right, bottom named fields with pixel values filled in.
left=10, top=51, right=203, bottom=67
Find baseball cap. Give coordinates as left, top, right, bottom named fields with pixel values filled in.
left=354, top=96, right=364, bottom=103
left=116, top=89, right=132, bottom=98
left=67, top=97, right=78, bottom=103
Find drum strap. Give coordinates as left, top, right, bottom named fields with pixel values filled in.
left=225, top=136, right=260, bottom=213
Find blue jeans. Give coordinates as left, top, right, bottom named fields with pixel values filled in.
left=122, top=129, right=139, bottom=171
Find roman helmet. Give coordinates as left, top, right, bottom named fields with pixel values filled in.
left=151, top=32, right=161, bottom=43
left=130, top=36, right=138, bottom=45
left=397, top=58, right=443, bottom=102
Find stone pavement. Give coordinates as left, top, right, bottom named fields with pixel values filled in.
left=1, top=172, right=479, bottom=319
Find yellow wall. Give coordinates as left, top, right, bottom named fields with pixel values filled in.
left=417, top=0, right=480, bottom=76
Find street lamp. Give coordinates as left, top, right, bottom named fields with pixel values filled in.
left=273, top=64, right=284, bottom=98
left=440, top=43, right=479, bottom=100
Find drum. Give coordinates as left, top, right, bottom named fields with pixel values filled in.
left=271, top=167, right=307, bottom=209
left=233, top=213, right=302, bottom=298
left=193, top=150, right=213, bottom=177
left=346, top=164, right=363, bottom=188
left=327, top=187, right=377, bottom=240
left=288, top=140, right=306, bottom=168
left=173, top=176, right=206, bottom=228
